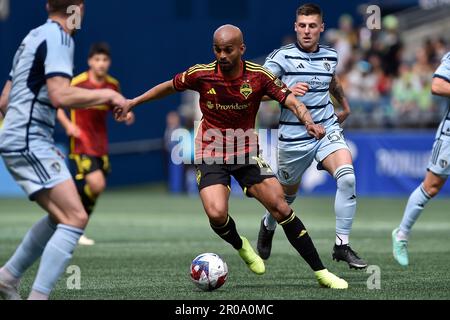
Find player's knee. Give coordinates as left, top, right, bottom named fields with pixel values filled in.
left=67, top=209, right=89, bottom=228
left=267, top=196, right=291, bottom=220
left=88, top=179, right=106, bottom=196
left=424, top=183, right=441, bottom=198
left=336, top=172, right=355, bottom=191
left=205, top=203, right=228, bottom=224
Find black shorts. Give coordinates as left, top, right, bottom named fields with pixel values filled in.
left=195, top=155, right=275, bottom=196
left=70, top=154, right=111, bottom=181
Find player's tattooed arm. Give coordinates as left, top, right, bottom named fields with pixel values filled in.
left=329, top=75, right=351, bottom=124
left=0, top=80, right=12, bottom=119
left=285, top=93, right=325, bottom=140
left=431, top=77, right=450, bottom=98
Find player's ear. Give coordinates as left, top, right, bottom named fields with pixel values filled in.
left=320, top=22, right=325, bottom=33
left=240, top=43, right=246, bottom=55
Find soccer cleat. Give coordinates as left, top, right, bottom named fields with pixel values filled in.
left=0, top=280, right=21, bottom=300
left=392, top=228, right=409, bottom=267
left=78, top=235, right=95, bottom=246
left=332, top=244, right=368, bottom=269
left=315, top=269, right=348, bottom=289
left=238, top=237, right=265, bottom=275
left=257, top=218, right=275, bottom=260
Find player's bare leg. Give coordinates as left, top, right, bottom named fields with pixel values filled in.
left=199, top=185, right=265, bottom=275
left=321, top=149, right=367, bottom=269
left=77, top=169, right=107, bottom=245
left=393, top=171, right=447, bottom=266
left=258, top=182, right=299, bottom=259
left=0, top=180, right=87, bottom=300
left=249, top=178, right=348, bottom=289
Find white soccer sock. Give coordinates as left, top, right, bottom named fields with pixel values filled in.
left=334, top=165, right=356, bottom=238
left=396, top=229, right=409, bottom=242
left=0, top=267, right=20, bottom=287
left=336, top=234, right=349, bottom=246
left=28, top=290, right=48, bottom=300
left=399, top=184, right=431, bottom=239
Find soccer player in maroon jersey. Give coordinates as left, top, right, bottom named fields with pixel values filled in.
left=117, top=25, right=348, bottom=288
left=57, top=43, right=134, bottom=245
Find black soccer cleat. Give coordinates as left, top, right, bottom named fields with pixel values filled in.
left=332, top=244, right=368, bottom=270
left=257, top=218, right=275, bottom=260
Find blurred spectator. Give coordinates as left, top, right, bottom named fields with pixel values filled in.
left=344, top=60, right=378, bottom=126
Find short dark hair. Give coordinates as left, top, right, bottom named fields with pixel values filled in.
left=296, top=3, right=323, bottom=21
left=88, top=42, right=111, bottom=58
left=47, top=0, right=84, bottom=15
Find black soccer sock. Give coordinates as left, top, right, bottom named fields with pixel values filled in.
left=210, top=215, right=243, bottom=250
left=280, top=211, right=325, bottom=271
left=75, top=180, right=97, bottom=217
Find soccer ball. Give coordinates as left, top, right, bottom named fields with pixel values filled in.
left=190, top=253, right=228, bottom=291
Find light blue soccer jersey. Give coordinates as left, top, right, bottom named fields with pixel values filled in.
left=433, top=52, right=450, bottom=141
left=0, top=19, right=74, bottom=153
left=264, top=43, right=338, bottom=148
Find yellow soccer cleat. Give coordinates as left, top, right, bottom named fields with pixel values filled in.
left=238, top=237, right=265, bottom=275
left=315, top=269, right=348, bottom=289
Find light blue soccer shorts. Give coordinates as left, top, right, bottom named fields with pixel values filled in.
left=277, top=123, right=350, bottom=186
left=428, top=138, right=450, bottom=177
left=1, top=145, right=72, bottom=200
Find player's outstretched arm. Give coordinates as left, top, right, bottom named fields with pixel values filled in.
left=0, top=80, right=12, bottom=120
left=129, top=80, right=177, bottom=109
left=432, top=77, right=450, bottom=98
left=284, top=93, right=325, bottom=140
left=47, top=76, right=126, bottom=110
left=115, top=80, right=177, bottom=121
left=329, top=75, right=351, bottom=124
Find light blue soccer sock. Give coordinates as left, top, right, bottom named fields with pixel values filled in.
left=263, top=194, right=297, bottom=231
left=30, top=224, right=83, bottom=298
left=334, top=165, right=356, bottom=245
left=398, top=184, right=431, bottom=239
left=3, top=216, right=57, bottom=279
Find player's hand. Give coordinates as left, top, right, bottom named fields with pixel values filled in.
left=306, top=123, right=325, bottom=140
left=114, top=99, right=134, bottom=122
left=65, top=123, right=81, bottom=138
left=289, top=82, right=309, bottom=97
left=110, top=91, right=127, bottom=109
left=125, top=111, right=135, bottom=126
left=336, top=110, right=350, bottom=124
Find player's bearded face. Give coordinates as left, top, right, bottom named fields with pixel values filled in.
left=88, top=54, right=111, bottom=78
left=295, top=14, right=324, bottom=52
left=214, top=43, right=243, bottom=72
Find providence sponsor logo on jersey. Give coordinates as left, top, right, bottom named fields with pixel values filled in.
left=207, top=101, right=249, bottom=111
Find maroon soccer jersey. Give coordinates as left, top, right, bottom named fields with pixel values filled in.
left=173, top=60, right=290, bottom=162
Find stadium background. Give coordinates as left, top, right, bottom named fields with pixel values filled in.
left=2, top=0, right=449, bottom=197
